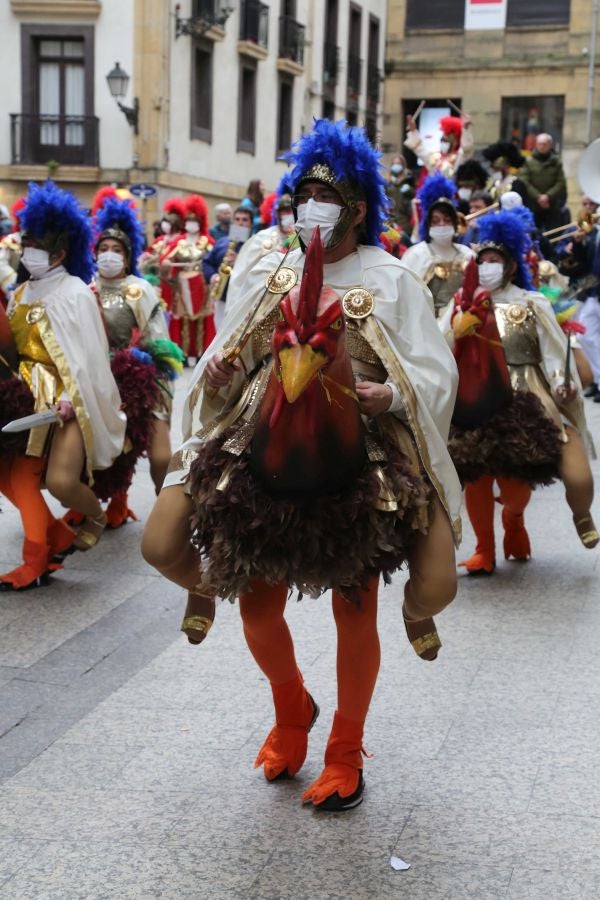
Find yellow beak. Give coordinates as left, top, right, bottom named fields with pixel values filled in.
left=453, top=310, right=481, bottom=340
left=279, top=344, right=328, bottom=403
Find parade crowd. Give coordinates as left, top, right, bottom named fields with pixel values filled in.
left=0, top=112, right=598, bottom=813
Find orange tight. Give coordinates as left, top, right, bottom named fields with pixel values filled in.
left=239, top=577, right=380, bottom=724
left=0, top=456, right=54, bottom=542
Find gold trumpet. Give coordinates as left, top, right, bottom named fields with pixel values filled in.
left=543, top=210, right=599, bottom=242
left=209, top=239, right=236, bottom=302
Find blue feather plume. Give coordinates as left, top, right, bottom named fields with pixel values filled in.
left=283, top=119, right=389, bottom=246
left=417, top=174, right=457, bottom=240
left=93, top=196, right=144, bottom=276
left=130, top=347, right=153, bottom=366
left=477, top=209, right=534, bottom=290
left=20, top=180, right=94, bottom=282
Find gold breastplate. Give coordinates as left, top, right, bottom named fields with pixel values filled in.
left=495, top=302, right=542, bottom=366
left=99, top=287, right=137, bottom=350
left=10, top=299, right=64, bottom=401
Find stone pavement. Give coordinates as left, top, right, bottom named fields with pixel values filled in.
left=0, top=372, right=599, bottom=900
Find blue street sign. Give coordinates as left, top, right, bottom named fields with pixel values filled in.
left=129, top=183, right=157, bottom=198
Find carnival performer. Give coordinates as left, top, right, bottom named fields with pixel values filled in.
left=138, top=196, right=186, bottom=332
left=405, top=112, right=474, bottom=181
left=203, top=206, right=253, bottom=331
left=2, top=181, right=126, bottom=563
left=454, top=160, right=489, bottom=214
left=441, top=211, right=597, bottom=576
left=142, top=119, right=462, bottom=812
left=401, top=174, right=474, bottom=317
left=160, top=194, right=215, bottom=361
left=91, top=196, right=183, bottom=526
left=482, top=141, right=525, bottom=201
left=0, top=197, right=26, bottom=304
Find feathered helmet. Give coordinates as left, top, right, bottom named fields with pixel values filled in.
left=93, top=196, right=144, bottom=276
left=283, top=118, right=388, bottom=246
left=91, top=186, right=119, bottom=216
left=185, top=194, right=209, bottom=237
left=439, top=116, right=463, bottom=146
left=482, top=141, right=525, bottom=170
left=10, top=197, right=27, bottom=231
left=417, top=173, right=457, bottom=240
left=455, top=160, right=489, bottom=190
left=163, top=197, right=186, bottom=230
left=19, top=180, right=94, bottom=282
left=476, top=210, right=534, bottom=290
left=259, top=192, right=277, bottom=227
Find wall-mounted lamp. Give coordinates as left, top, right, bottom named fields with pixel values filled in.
left=106, top=62, right=139, bottom=135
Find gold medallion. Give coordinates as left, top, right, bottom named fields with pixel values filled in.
left=262, top=239, right=274, bottom=251
left=124, top=284, right=143, bottom=302
left=505, top=303, right=528, bottom=325
left=265, top=266, right=298, bottom=294
left=25, top=302, right=46, bottom=324
left=342, top=288, right=375, bottom=320
left=433, top=263, right=450, bottom=280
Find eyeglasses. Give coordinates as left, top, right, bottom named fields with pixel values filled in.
left=291, top=189, right=344, bottom=209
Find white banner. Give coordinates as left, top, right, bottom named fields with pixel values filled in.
left=464, top=0, right=507, bottom=31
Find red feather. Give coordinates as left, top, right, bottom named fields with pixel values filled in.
left=561, top=320, right=586, bottom=335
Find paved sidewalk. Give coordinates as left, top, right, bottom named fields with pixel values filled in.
left=0, top=373, right=599, bottom=899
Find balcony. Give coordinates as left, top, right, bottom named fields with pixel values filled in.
left=347, top=55, right=362, bottom=104
left=10, top=114, right=99, bottom=167
left=367, top=64, right=381, bottom=107
left=238, top=0, right=269, bottom=60
left=278, top=15, right=305, bottom=74
left=323, top=41, right=339, bottom=88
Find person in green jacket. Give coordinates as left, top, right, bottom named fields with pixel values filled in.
left=518, top=133, right=567, bottom=232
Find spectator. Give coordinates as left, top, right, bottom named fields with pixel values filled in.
left=454, top=160, right=489, bottom=214
left=518, top=133, right=567, bottom=232
left=240, top=180, right=265, bottom=233
left=210, top=203, right=232, bottom=241
left=203, top=206, right=253, bottom=330
left=456, top=190, right=493, bottom=247
left=0, top=205, right=13, bottom=236
left=385, top=154, right=415, bottom=235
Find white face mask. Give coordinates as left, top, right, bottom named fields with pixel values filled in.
left=440, top=139, right=452, bottom=154
left=228, top=223, right=251, bottom=243
left=478, top=262, right=505, bottom=292
left=429, top=225, right=455, bottom=244
left=280, top=212, right=296, bottom=233
left=22, top=247, right=51, bottom=278
left=185, top=220, right=200, bottom=235
left=458, top=187, right=472, bottom=201
left=161, top=220, right=172, bottom=234
left=97, top=250, right=126, bottom=278
left=296, top=198, right=342, bottom=248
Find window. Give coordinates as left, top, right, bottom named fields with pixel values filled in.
left=405, top=0, right=464, bottom=30
left=276, top=75, right=293, bottom=156
left=402, top=98, right=462, bottom=168
left=191, top=39, right=212, bottom=142
left=322, top=98, right=335, bottom=119
left=15, top=24, right=97, bottom=166
left=366, top=15, right=380, bottom=110
left=238, top=57, right=257, bottom=153
left=347, top=4, right=361, bottom=102
left=506, top=0, right=570, bottom=27
left=500, top=96, right=565, bottom=152
left=323, top=0, right=338, bottom=91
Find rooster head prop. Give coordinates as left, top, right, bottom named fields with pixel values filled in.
left=451, top=258, right=513, bottom=428
left=250, top=227, right=365, bottom=496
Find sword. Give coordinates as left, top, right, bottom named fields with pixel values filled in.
left=1, top=409, right=61, bottom=433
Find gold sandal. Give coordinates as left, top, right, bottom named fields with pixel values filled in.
left=403, top=608, right=441, bottom=661
left=574, top=515, right=600, bottom=549
left=181, top=590, right=215, bottom=644
left=73, top=512, right=108, bottom=551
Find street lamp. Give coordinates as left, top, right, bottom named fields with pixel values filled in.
left=106, top=62, right=139, bottom=135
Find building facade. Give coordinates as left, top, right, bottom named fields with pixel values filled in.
left=383, top=0, right=599, bottom=201
left=0, top=0, right=387, bottom=229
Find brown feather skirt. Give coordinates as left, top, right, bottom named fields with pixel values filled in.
left=188, top=425, right=432, bottom=601
left=448, top=390, right=562, bottom=486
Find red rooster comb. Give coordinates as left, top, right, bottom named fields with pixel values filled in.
left=458, top=258, right=480, bottom=309
left=297, top=226, right=324, bottom=338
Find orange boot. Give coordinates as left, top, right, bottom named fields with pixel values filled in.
left=105, top=491, right=138, bottom=529
left=255, top=670, right=319, bottom=781
left=47, top=517, right=76, bottom=560
left=459, top=476, right=496, bottom=575
left=0, top=539, right=51, bottom=591
left=302, top=711, right=365, bottom=811
left=498, top=477, right=532, bottom=561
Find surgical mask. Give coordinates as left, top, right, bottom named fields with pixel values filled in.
left=160, top=220, right=172, bottom=234
left=185, top=220, right=200, bottom=235
left=295, top=198, right=342, bottom=247
left=280, top=212, right=295, bottom=232
left=458, top=187, right=472, bottom=201
left=97, top=251, right=125, bottom=278
left=429, top=225, right=455, bottom=244
left=478, top=262, right=505, bottom=292
left=228, top=223, right=251, bottom=243
left=440, top=139, right=451, bottom=154
left=22, top=247, right=51, bottom=278
left=390, top=163, right=404, bottom=175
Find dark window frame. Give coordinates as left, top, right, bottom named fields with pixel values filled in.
left=190, top=36, right=213, bottom=143
left=405, top=0, right=464, bottom=31
left=506, top=0, right=570, bottom=27
left=500, top=94, right=565, bottom=152
left=237, top=56, right=257, bottom=154
left=347, top=2, right=362, bottom=102
left=276, top=73, right=293, bottom=157
left=21, top=23, right=94, bottom=119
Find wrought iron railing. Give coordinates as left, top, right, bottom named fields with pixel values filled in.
left=323, top=41, right=339, bottom=86
left=240, top=0, right=268, bottom=47
left=347, top=54, right=362, bottom=97
left=10, top=114, right=99, bottom=166
left=367, top=64, right=381, bottom=105
left=279, top=15, right=305, bottom=65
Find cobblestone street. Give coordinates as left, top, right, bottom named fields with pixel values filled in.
left=1, top=372, right=599, bottom=899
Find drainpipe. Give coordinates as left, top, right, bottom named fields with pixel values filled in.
left=585, top=0, right=599, bottom=145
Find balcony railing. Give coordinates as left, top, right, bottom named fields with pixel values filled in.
left=367, top=64, right=381, bottom=105
left=323, top=41, right=339, bottom=86
left=279, top=15, right=305, bottom=65
left=176, top=0, right=234, bottom=38
left=240, top=0, right=269, bottom=48
left=347, top=55, right=362, bottom=97
left=10, top=114, right=99, bottom=166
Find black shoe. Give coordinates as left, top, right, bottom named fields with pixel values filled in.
left=584, top=382, right=599, bottom=398
left=315, top=771, right=364, bottom=812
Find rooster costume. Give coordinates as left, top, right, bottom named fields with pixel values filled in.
left=441, top=211, right=597, bottom=574
left=145, top=120, right=461, bottom=811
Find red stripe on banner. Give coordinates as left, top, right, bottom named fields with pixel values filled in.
left=469, top=0, right=502, bottom=5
